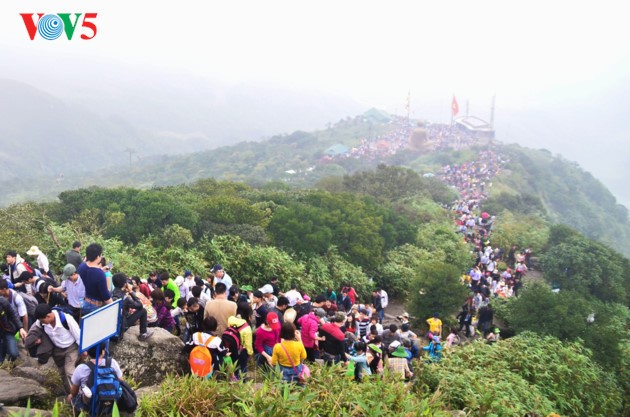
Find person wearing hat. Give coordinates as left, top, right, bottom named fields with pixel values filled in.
left=396, top=311, right=410, bottom=325
left=48, top=264, right=85, bottom=323
left=387, top=342, right=413, bottom=380
left=422, top=336, right=443, bottom=363
left=254, top=311, right=280, bottom=368
left=211, top=264, right=232, bottom=292
left=259, top=284, right=277, bottom=309
left=26, top=246, right=50, bottom=275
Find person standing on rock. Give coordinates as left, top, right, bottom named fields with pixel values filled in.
left=77, top=243, right=113, bottom=316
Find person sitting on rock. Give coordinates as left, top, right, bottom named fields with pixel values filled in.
left=111, top=273, right=154, bottom=342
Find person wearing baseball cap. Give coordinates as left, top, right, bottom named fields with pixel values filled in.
left=266, top=311, right=281, bottom=332
left=259, top=284, right=278, bottom=309
left=211, top=264, right=232, bottom=292
left=254, top=311, right=279, bottom=368
left=48, top=264, right=85, bottom=322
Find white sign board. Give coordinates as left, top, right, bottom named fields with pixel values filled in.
left=79, top=299, right=122, bottom=352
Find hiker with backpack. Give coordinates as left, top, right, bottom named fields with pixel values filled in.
left=0, top=279, right=33, bottom=332
left=111, top=273, right=154, bottom=342
left=222, top=315, right=254, bottom=379
left=31, top=303, right=81, bottom=390
left=68, top=343, right=134, bottom=415
left=185, top=316, right=227, bottom=378
left=5, top=251, right=36, bottom=292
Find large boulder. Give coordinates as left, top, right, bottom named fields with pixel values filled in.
left=0, top=406, right=52, bottom=417
left=11, top=367, right=66, bottom=397
left=0, top=376, right=49, bottom=404
left=109, top=326, right=188, bottom=386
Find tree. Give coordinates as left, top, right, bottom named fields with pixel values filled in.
left=406, top=261, right=468, bottom=327
left=540, top=232, right=629, bottom=304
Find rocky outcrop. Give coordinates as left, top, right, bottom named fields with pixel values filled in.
left=0, top=325, right=188, bottom=409
left=0, top=406, right=52, bottom=417
left=0, top=376, right=49, bottom=404
left=109, top=326, right=188, bottom=387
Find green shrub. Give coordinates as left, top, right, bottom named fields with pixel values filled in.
left=415, top=333, right=623, bottom=417
left=138, top=365, right=447, bottom=417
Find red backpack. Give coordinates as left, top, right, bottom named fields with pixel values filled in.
left=189, top=333, right=215, bottom=378
left=221, top=322, right=249, bottom=354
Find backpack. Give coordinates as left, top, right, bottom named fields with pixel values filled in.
left=87, top=357, right=122, bottom=414
left=189, top=333, right=215, bottom=378
left=51, top=307, right=71, bottom=331
left=23, top=294, right=39, bottom=318
left=9, top=290, right=38, bottom=319
left=20, top=261, right=35, bottom=275
left=222, top=323, right=248, bottom=354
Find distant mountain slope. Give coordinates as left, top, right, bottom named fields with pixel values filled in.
left=2, top=108, right=628, bottom=256
left=489, top=144, right=630, bottom=255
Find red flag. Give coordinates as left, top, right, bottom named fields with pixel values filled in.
left=451, top=95, right=459, bottom=117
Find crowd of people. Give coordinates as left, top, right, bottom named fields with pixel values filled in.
left=323, top=117, right=414, bottom=163
left=426, top=123, right=485, bottom=151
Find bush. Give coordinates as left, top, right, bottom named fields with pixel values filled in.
left=138, top=365, right=448, bottom=417
left=414, top=333, right=624, bottom=417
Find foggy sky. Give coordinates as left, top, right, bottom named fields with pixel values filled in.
left=1, top=0, right=629, bottom=206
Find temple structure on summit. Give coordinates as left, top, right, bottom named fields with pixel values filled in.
left=453, top=116, right=495, bottom=140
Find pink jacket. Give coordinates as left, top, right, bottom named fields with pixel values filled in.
left=298, top=312, right=320, bottom=348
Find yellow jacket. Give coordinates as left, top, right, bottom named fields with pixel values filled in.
left=227, top=316, right=254, bottom=355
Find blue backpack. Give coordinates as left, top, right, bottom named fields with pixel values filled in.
left=87, top=357, right=122, bottom=414
left=51, top=306, right=72, bottom=331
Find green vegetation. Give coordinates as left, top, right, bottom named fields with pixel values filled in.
left=416, top=332, right=623, bottom=417
left=138, top=367, right=445, bottom=417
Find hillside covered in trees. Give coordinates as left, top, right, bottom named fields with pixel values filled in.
left=2, top=111, right=629, bottom=416
left=1, top=160, right=628, bottom=416
left=3, top=111, right=629, bottom=257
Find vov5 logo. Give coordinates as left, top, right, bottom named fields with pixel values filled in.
left=20, top=13, right=98, bottom=40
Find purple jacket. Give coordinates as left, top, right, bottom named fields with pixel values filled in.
left=154, top=301, right=175, bottom=331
